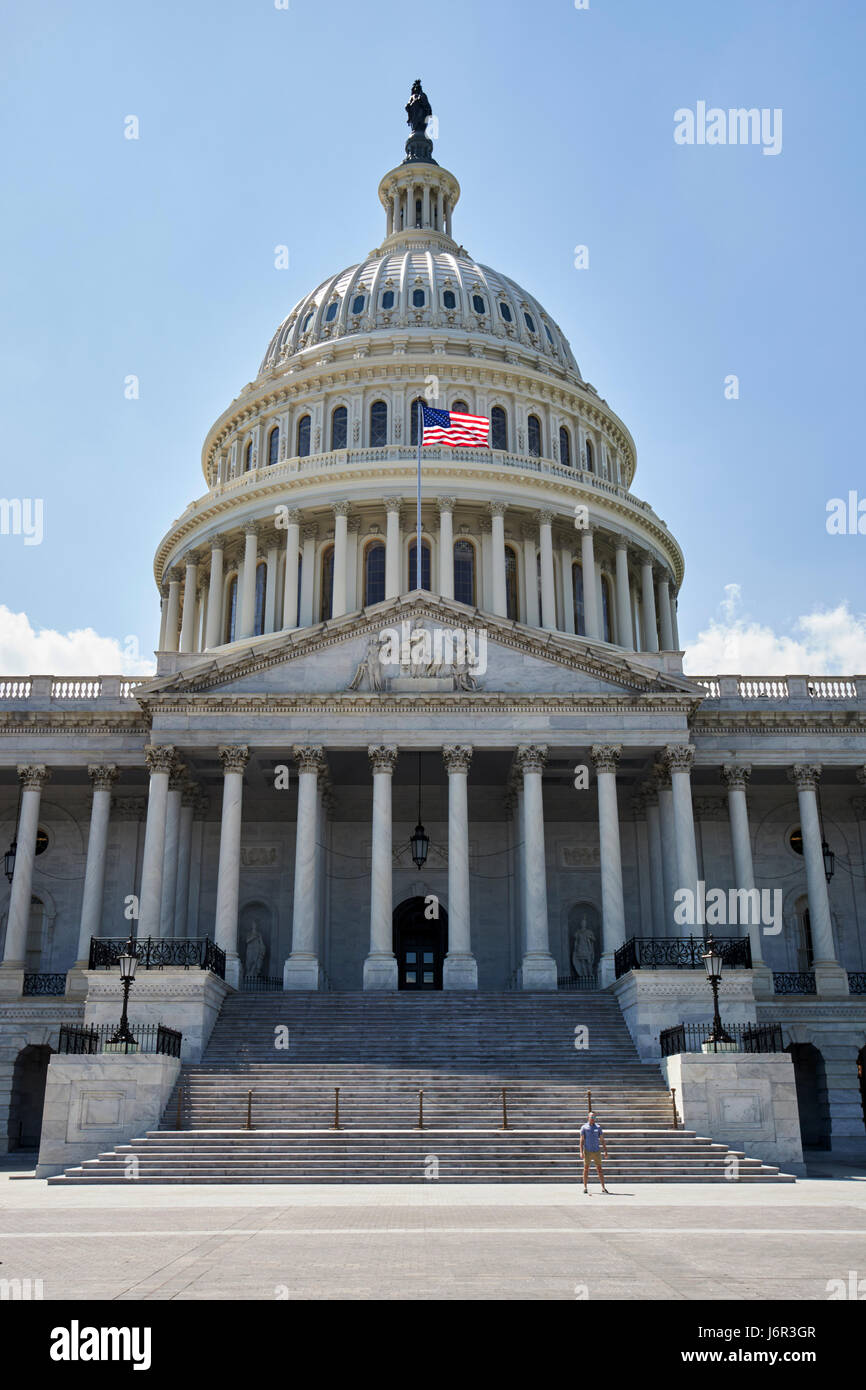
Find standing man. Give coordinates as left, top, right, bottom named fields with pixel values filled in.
left=579, top=1111, right=610, bottom=1194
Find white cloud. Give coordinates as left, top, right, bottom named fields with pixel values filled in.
left=683, top=585, right=866, bottom=675
left=0, top=606, right=156, bottom=676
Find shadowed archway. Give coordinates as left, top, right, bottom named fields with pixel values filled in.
left=392, top=896, right=448, bottom=990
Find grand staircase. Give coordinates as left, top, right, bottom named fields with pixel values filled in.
left=49, top=992, right=794, bottom=1183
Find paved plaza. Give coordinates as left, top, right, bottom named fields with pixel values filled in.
left=1, top=1155, right=864, bottom=1301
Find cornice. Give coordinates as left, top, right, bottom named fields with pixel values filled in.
left=0, top=714, right=150, bottom=736
left=143, top=693, right=699, bottom=717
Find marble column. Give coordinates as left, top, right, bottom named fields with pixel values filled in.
left=664, top=744, right=700, bottom=924
left=213, top=745, right=248, bottom=987
left=163, top=572, right=181, bottom=653
left=299, top=525, right=317, bottom=626
left=790, top=765, right=845, bottom=992
left=158, top=761, right=186, bottom=938
left=720, top=764, right=766, bottom=968
left=641, top=782, right=666, bottom=938
left=173, top=782, right=197, bottom=939
left=204, top=541, right=224, bottom=650
left=364, top=745, right=399, bottom=989
left=521, top=527, right=540, bottom=628
left=436, top=497, right=455, bottom=599
left=580, top=528, right=601, bottom=640
left=158, top=584, right=169, bottom=651
left=591, top=745, right=626, bottom=985
left=179, top=553, right=200, bottom=653
left=264, top=534, right=279, bottom=633
left=614, top=538, right=634, bottom=650
left=1, top=766, right=51, bottom=969
left=238, top=524, right=259, bottom=638
left=657, top=572, right=675, bottom=651
left=489, top=502, right=508, bottom=617
left=384, top=499, right=402, bottom=599
left=671, top=597, right=680, bottom=650
left=281, top=509, right=302, bottom=630
left=654, top=763, right=677, bottom=936
left=537, top=511, right=557, bottom=631
left=75, top=764, right=120, bottom=963
left=443, top=745, right=477, bottom=989
left=331, top=501, right=350, bottom=618
left=138, top=745, right=175, bottom=939
left=640, top=554, right=659, bottom=652
left=559, top=542, right=575, bottom=634
left=515, top=745, right=557, bottom=989
left=285, top=745, right=325, bottom=989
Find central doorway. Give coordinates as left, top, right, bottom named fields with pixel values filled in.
left=393, top=896, right=448, bottom=990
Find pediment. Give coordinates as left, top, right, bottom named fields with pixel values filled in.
left=137, top=595, right=699, bottom=703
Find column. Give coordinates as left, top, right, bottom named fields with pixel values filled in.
left=299, top=525, right=317, bottom=626
left=443, top=746, right=477, bottom=989
left=580, top=527, right=601, bottom=640
left=332, top=501, right=350, bottom=618
left=640, top=554, right=659, bottom=652
left=363, top=745, right=399, bottom=989
left=664, top=745, right=700, bottom=924
left=654, top=763, right=677, bottom=936
left=614, top=538, right=633, bottom=650
left=213, top=745, right=249, bottom=987
left=237, top=524, right=259, bottom=638
left=204, top=541, right=224, bottom=649
left=173, top=782, right=197, bottom=939
left=641, top=783, right=666, bottom=937
left=515, top=745, right=557, bottom=989
left=436, top=497, right=455, bottom=599
left=537, top=511, right=557, bottom=631
left=521, top=527, right=540, bottom=628
left=163, top=571, right=181, bottom=653
left=559, top=542, right=575, bottom=635
left=719, top=764, right=765, bottom=970
left=158, top=760, right=186, bottom=938
left=281, top=509, right=302, bottom=630
left=591, top=746, right=626, bottom=985
left=489, top=502, right=508, bottom=617
left=657, top=572, right=675, bottom=651
left=75, top=764, right=120, bottom=963
left=790, top=765, right=846, bottom=992
left=671, top=596, right=680, bottom=650
left=264, top=534, right=279, bottom=633
left=384, top=498, right=401, bottom=599
left=1, top=766, right=51, bottom=970
left=137, top=745, right=175, bottom=940
left=158, top=585, right=169, bottom=651
left=285, top=745, right=325, bottom=989
left=179, top=553, right=200, bottom=653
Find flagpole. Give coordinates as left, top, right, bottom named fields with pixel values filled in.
left=416, top=398, right=423, bottom=591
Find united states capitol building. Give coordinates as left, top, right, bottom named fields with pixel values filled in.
left=1, top=86, right=865, bottom=1174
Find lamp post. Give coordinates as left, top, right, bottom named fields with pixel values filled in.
left=109, top=934, right=140, bottom=1049
left=702, top=935, right=734, bottom=1047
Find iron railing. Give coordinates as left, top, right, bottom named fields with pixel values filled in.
left=22, top=972, right=67, bottom=996
left=88, top=936, right=225, bottom=978
left=240, top=975, right=283, bottom=992
left=660, top=1022, right=784, bottom=1056
left=848, top=972, right=866, bottom=995
left=773, top=971, right=817, bottom=995
left=57, top=1023, right=183, bottom=1057
left=615, top=935, right=752, bottom=978
left=557, top=974, right=599, bottom=992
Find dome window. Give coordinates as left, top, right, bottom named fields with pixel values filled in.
left=452, top=400, right=469, bottom=413
left=443, top=290, right=457, bottom=309
left=370, top=400, right=388, bottom=447
left=491, top=406, right=508, bottom=451
left=472, top=294, right=486, bottom=314
left=544, top=323, right=554, bottom=344
left=301, top=311, right=314, bottom=333
left=268, top=426, right=280, bottom=467
left=527, top=414, right=542, bottom=458
left=324, top=302, right=338, bottom=323
left=559, top=426, right=571, bottom=469
left=331, top=406, right=347, bottom=451
left=412, top=289, right=426, bottom=308
left=381, top=290, right=395, bottom=310
left=244, top=441, right=254, bottom=472
left=297, top=414, right=311, bottom=458
left=585, top=438, right=594, bottom=472
left=453, top=539, right=476, bottom=606
left=351, top=294, right=365, bottom=314
left=499, top=301, right=513, bottom=323
left=524, top=312, right=536, bottom=333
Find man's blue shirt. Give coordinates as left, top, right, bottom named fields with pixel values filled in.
left=580, top=1122, right=603, bottom=1152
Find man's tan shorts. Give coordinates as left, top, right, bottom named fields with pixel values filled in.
left=583, top=1152, right=603, bottom=1170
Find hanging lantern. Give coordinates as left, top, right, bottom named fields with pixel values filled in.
left=410, top=822, right=430, bottom=869
left=822, top=839, right=835, bottom=884
left=4, top=837, right=17, bottom=884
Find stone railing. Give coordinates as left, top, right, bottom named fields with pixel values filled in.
left=690, top=675, right=864, bottom=702
left=0, top=676, right=149, bottom=704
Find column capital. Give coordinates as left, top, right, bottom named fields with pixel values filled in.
left=168, top=760, right=188, bottom=792
left=514, top=744, right=548, bottom=775
left=144, top=744, right=175, bottom=776
left=436, top=495, right=456, bottom=513
left=292, top=744, right=326, bottom=774
left=721, top=763, right=752, bottom=790
left=638, top=550, right=656, bottom=569
left=488, top=500, right=508, bottom=519
left=443, top=744, right=473, bottom=774
left=535, top=509, right=555, bottom=528
left=652, top=761, right=672, bottom=791
left=662, top=744, right=695, bottom=774
left=520, top=524, right=537, bottom=542
left=87, top=764, right=119, bottom=792
left=218, top=744, right=249, bottom=776
left=284, top=508, right=303, bottom=527
left=614, top=535, right=630, bottom=553
left=184, top=549, right=203, bottom=568
left=383, top=496, right=403, bottom=513
left=333, top=500, right=351, bottom=517
left=347, top=515, right=362, bottom=534
left=302, top=523, right=319, bottom=541
left=209, top=536, right=225, bottom=554
left=789, top=763, right=822, bottom=791
left=17, top=764, right=51, bottom=790
left=368, top=744, right=398, bottom=775
left=591, top=744, right=622, bottom=775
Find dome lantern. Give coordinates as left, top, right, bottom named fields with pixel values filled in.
left=377, top=81, right=461, bottom=248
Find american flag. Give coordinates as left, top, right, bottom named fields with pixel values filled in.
left=420, top=403, right=490, bottom=448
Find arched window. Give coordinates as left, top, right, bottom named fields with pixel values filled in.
left=301, top=310, right=314, bottom=333
left=381, top=289, right=395, bottom=310
left=544, top=323, right=554, bottom=345
left=364, top=541, right=386, bottom=606
left=505, top=545, right=519, bottom=620
left=331, top=406, right=348, bottom=451
left=601, top=575, right=612, bottom=643
left=412, top=288, right=425, bottom=308
left=254, top=561, right=267, bottom=636
left=268, top=426, right=280, bottom=467
left=324, top=301, right=338, bottom=322
left=415, top=198, right=422, bottom=227
left=244, top=441, right=254, bottom=472
left=527, top=414, right=542, bottom=458
left=585, top=437, right=594, bottom=472
left=499, top=301, right=513, bottom=322
left=409, top=397, right=426, bottom=446
left=225, top=574, right=238, bottom=643
left=472, top=294, right=486, bottom=315
left=572, top=562, right=585, bottom=636
left=297, top=414, right=311, bottom=458
left=491, top=406, right=508, bottom=451
left=559, top=426, right=571, bottom=468
left=408, top=539, right=431, bottom=591
left=453, top=539, right=476, bottom=605
left=452, top=399, right=469, bottom=414
left=370, top=400, right=388, bottom=447
left=351, top=294, right=365, bottom=314
left=524, top=311, right=536, bottom=333
left=320, top=545, right=334, bottom=622
left=443, top=290, right=456, bottom=309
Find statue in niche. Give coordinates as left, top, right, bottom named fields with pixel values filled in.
left=570, top=914, right=597, bottom=978
left=244, top=921, right=266, bottom=978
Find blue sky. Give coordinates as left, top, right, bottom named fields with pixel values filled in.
left=1, top=0, right=864, bottom=674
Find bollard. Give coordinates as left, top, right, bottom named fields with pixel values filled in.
left=417, top=1089, right=424, bottom=1130
left=246, top=1090, right=253, bottom=1131
left=501, top=1086, right=509, bottom=1131
left=333, top=1086, right=341, bottom=1131
left=670, top=1086, right=678, bottom=1130
left=175, top=1085, right=183, bottom=1131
